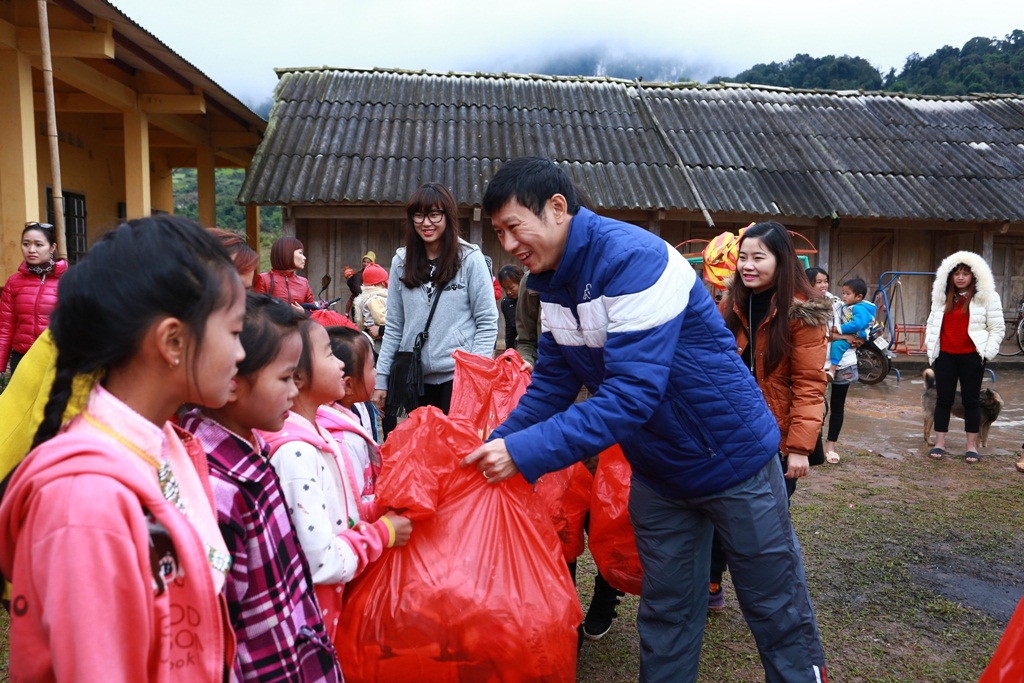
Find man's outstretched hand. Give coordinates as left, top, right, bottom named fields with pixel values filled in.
left=460, top=438, right=520, bottom=484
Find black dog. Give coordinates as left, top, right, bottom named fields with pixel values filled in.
left=922, top=368, right=1003, bottom=448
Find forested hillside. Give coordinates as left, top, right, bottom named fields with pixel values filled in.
left=711, top=55, right=883, bottom=91
left=527, top=30, right=1024, bottom=95
left=712, top=30, right=1024, bottom=95
left=172, top=168, right=281, bottom=269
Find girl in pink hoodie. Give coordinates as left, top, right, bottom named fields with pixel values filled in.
left=0, top=217, right=242, bottom=683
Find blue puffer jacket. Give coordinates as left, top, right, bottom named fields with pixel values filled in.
left=491, top=208, right=780, bottom=499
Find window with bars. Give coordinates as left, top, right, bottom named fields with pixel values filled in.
left=45, top=189, right=87, bottom=264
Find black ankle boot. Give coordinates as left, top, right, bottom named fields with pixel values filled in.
left=582, top=572, right=624, bottom=640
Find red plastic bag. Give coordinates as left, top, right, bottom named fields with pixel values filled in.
left=535, top=463, right=593, bottom=563
left=337, top=407, right=581, bottom=682
left=979, top=596, right=1024, bottom=682
left=311, top=309, right=358, bottom=329
left=448, top=348, right=531, bottom=438
left=449, top=348, right=591, bottom=562
left=588, top=445, right=643, bottom=595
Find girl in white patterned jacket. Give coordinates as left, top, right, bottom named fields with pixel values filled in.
left=261, top=319, right=412, bottom=641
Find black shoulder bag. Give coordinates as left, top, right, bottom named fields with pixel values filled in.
left=385, top=284, right=443, bottom=418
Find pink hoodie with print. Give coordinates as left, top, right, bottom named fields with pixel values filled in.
left=0, top=422, right=234, bottom=682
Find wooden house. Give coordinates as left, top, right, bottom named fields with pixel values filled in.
left=0, top=0, right=265, bottom=273
left=239, top=67, right=1024, bottom=328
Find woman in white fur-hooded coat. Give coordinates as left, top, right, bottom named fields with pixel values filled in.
left=924, top=251, right=1004, bottom=364
left=923, top=250, right=1004, bottom=461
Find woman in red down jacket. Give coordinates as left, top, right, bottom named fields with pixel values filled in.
left=255, top=236, right=314, bottom=309
left=0, top=222, right=68, bottom=375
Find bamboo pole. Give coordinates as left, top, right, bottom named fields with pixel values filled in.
left=37, top=0, right=67, bottom=259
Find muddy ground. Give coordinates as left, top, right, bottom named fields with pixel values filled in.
left=575, top=367, right=1024, bottom=682
left=828, top=362, right=1024, bottom=462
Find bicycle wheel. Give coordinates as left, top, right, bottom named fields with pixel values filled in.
left=998, top=318, right=1024, bottom=356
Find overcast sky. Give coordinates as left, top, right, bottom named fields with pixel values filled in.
left=110, top=0, right=1023, bottom=106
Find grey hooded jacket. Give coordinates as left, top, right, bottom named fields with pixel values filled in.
left=375, top=239, right=499, bottom=390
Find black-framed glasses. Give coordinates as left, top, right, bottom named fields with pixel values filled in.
left=412, top=210, right=445, bottom=225
left=25, top=222, right=54, bottom=230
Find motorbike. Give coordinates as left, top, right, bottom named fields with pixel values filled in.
left=856, top=320, right=892, bottom=385
left=302, top=274, right=358, bottom=330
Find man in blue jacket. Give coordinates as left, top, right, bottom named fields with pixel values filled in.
left=462, top=157, right=826, bottom=683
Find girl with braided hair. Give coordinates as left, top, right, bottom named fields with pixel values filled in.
left=0, top=216, right=245, bottom=682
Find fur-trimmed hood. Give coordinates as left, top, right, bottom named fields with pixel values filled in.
left=931, top=251, right=998, bottom=309
left=790, top=295, right=834, bottom=328
left=351, top=285, right=387, bottom=327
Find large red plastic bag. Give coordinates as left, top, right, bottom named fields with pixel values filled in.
left=337, top=407, right=581, bottom=682
left=979, top=596, right=1024, bottom=682
left=448, top=348, right=531, bottom=439
left=535, top=463, right=593, bottom=563
left=588, top=445, right=643, bottom=595
left=449, top=348, right=591, bottom=562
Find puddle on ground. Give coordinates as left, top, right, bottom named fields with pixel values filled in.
left=827, top=368, right=1024, bottom=457
left=908, top=565, right=1024, bottom=623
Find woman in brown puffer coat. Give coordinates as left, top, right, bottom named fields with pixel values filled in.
left=0, top=223, right=67, bottom=375
left=707, top=221, right=831, bottom=611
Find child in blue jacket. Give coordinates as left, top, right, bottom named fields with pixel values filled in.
left=829, top=278, right=876, bottom=377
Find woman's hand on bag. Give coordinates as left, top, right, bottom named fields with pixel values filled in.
left=384, top=511, right=413, bottom=546
left=372, top=388, right=387, bottom=412
left=460, top=439, right=520, bottom=484
left=785, top=452, right=810, bottom=479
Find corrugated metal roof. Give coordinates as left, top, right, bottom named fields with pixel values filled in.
left=239, top=67, right=1024, bottom=223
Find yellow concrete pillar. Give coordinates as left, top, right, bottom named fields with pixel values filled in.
left=245, top=203, right=260, bottom=253
left=0, top=50, right=40, bottom=275
left=150, top=151, right=174, bottom=214
left=123, top=109, right=151, bottom=219
left=196, top=145, right=215, bottom=227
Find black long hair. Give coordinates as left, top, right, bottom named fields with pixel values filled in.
left=326, top=326, right=373, bottom=388
left=401, top=182, right=462, bottom=288
left=32, top=216, right=239, bottom=448
left=721, top=221, right=820, bottom=376
left=236, top=293, right=303, bottom=377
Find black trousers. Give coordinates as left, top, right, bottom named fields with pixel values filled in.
left=381, top=380, right=454, bottom=440
left=826, top=382, right=851, bottom=442
left=932, top=351, right=984, bottom=433
left=8, top=349, right=25, bottom=375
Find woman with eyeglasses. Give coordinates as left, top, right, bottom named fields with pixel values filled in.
left=0, top=223, right=68, bottom=376
left=372, top=183, right=498, bottom=434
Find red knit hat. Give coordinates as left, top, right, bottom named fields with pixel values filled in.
left=362, top=263, right=388, bottom=286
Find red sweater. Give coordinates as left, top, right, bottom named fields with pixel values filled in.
left=939, top=303, right=976, bottom=354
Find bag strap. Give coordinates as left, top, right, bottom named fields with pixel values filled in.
left=415, top=283, right=444, bottom=351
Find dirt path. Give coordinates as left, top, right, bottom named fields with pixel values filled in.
left=576, top=370, right=1024, bottom=682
